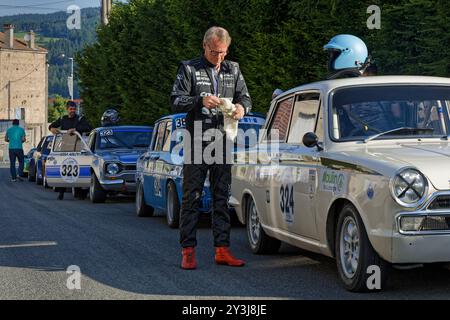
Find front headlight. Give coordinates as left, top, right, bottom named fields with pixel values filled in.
left=391, top=168, right=428, bottom=207
left=106, top=163, right=120, bottom=175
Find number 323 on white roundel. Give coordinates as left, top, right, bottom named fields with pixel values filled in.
left=60, top=158, right=80, bottom=183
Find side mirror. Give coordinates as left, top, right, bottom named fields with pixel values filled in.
left=302, top=132, right=323, bottom=151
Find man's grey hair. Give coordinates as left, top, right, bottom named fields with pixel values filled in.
left=203, top=26, right=232, bottom=45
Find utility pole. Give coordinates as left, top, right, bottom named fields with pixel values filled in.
left=69, top=57, right=74, bottom=101
left=7, top=81, right=11, bottom=120
left=101, top=0, right=112, bottom=25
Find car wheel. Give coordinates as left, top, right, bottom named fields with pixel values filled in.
left=28, top=164, right=35, bottom=182
left=166, top=181, right=180, bottom=228
left=246, top=196, right=281, bottom=254
left=90, top=173, right=107, bottom=203
left=72, top=187, right=82, bottom=198
left=35, top=166, right=43, bottom=185
left=335, top=204, right=390, bottom=292
left=136, top=179, right=154, bottom=217
left=43, top=175, right=50, bottom=189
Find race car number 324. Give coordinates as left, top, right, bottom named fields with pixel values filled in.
left=60, top=158, right=80, bottom=183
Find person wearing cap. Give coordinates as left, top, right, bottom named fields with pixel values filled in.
left=49, top=100, right=92, bottom=199
left=5, top=119, right=26, bottom=182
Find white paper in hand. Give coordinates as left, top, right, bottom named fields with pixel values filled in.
left=218, top=98, right=239, bottom=141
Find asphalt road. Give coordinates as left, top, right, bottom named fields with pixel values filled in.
left=1, top=168, right=450, bottom=300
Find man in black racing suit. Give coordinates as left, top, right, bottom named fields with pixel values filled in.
left=170, top=26, right=251, bottom=270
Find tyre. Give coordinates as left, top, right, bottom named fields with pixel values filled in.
left=89, top=173, right=107, bottom=203
left=35, top=165, right=43, bottom=185
left=136, top=179, right=154, bottom=217
left=43, top=175, right=50, bottom=189
left=166, top=181, right=180, bottom=228
left=28, top=162, right=35, bottom=182
left=335, top=204, right=390, bottom=292
left=72, top=187, right=82, bottom=198
left=246, top=196, right=281, bottom=254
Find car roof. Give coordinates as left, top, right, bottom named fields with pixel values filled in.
left=95, top=125, right=153, bottom=131
left=155, top=112, right=265, bottom=124
left=156, top=113, right=187, bottom=123
left=276, top=75, right=450, bottom=100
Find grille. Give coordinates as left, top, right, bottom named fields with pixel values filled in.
left=428, top=195, right=450, bottom=210
left=123, top=164, right=136, bottom=171
left=420, top=216, right=450, bottom=231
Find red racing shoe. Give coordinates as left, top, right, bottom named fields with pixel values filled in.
left=181, top=247, right=197, bottom=270
left=215, top=247, right=245, bottom=267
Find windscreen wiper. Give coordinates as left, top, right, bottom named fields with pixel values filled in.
left=364, top=127, right=434, bottom=143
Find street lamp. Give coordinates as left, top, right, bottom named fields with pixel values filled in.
left=60, top=54, right=74, bottom=101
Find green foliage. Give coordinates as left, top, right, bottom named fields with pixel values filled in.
left=77, top=0, right=450, bottom=127
left=48, top=95, right=68, bottom=123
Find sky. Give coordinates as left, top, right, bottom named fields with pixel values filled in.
left=0, top=0, right=126, bottom=16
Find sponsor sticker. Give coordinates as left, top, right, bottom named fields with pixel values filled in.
left=320, top=169, right=348, bottom=194
left=99, top=129, right=113, bottom=137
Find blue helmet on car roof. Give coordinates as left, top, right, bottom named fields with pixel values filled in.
left=324, top=34, right=368, bottom=72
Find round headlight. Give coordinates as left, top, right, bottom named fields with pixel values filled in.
left=106, top=163, right=120, bottom=175
left=391, top=168, right=428, bottom=207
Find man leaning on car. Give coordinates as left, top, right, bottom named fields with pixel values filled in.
left=48, top=100, right=93, bottom=200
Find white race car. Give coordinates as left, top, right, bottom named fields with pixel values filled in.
left=230, top=75, right=450, bottom=292
left=45, top=131, right=92, bottom=192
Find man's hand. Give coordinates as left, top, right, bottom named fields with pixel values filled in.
left=203, top=96, right=221, bottom=109
left=50, top=127, right=59, bottom=135
left=68, top=128, right=76, bottom=135
left=232, top=103, right=245, bottom=120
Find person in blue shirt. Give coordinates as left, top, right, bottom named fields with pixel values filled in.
left=5, top=119, right=26, bottom=182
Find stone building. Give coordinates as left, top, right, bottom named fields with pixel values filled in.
left=0, top=24, right=48, bottom=162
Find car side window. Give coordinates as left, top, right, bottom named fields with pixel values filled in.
left=154, top=121, right=167, bottom=152
left=36, top=138, right=44, bottom=151
left=162, top=121, right=172, bottom=152
left=287, top=92, right=321, bottom=144
left=88, top=132, right=96, bottom=152
left=266, top=96, right=294, bottom=142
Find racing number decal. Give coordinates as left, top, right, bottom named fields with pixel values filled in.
left=175, top=118, right=186, bottom=128
left=61, top=158, right=80, bottom=183
left=61, top=165, right=79, bottom=177
left=280, top=184, right=294, bottom=224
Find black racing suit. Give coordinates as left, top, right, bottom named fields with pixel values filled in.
left=171, top=56, right=252, bottom=248
left=49, top=115, right=93, bottom=197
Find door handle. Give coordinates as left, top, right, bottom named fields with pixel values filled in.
left=47, top=156, right=55, bottom=161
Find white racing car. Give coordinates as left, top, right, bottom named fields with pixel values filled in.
left=230, top=75, right=450, bottom=292
left=45, top=131, right=92, bottom=194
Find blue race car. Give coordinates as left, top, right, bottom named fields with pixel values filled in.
left=28, top=135, right=53, bottom=186
left=135, top=112, right=266, bottom=228
left=87, top=125, right=153, bottom=202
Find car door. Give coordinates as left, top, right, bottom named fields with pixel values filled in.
left=158, top=120, right=173, bottom=207
left=279, top=91, right=322, bottom=240
left=31, top=137, right=45, bottom=176
left=143, top=121, right=166, bottom=209
left=263, top=95, right=295, bottom=232
left=45, top=132, right=93, bottom=188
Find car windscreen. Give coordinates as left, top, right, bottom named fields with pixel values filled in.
left=96, top=128, right=152, bottom=150
left=331, top=85, right=450, bottom=141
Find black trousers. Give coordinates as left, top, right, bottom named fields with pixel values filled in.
left=179, top=162, right=232, bottom=248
